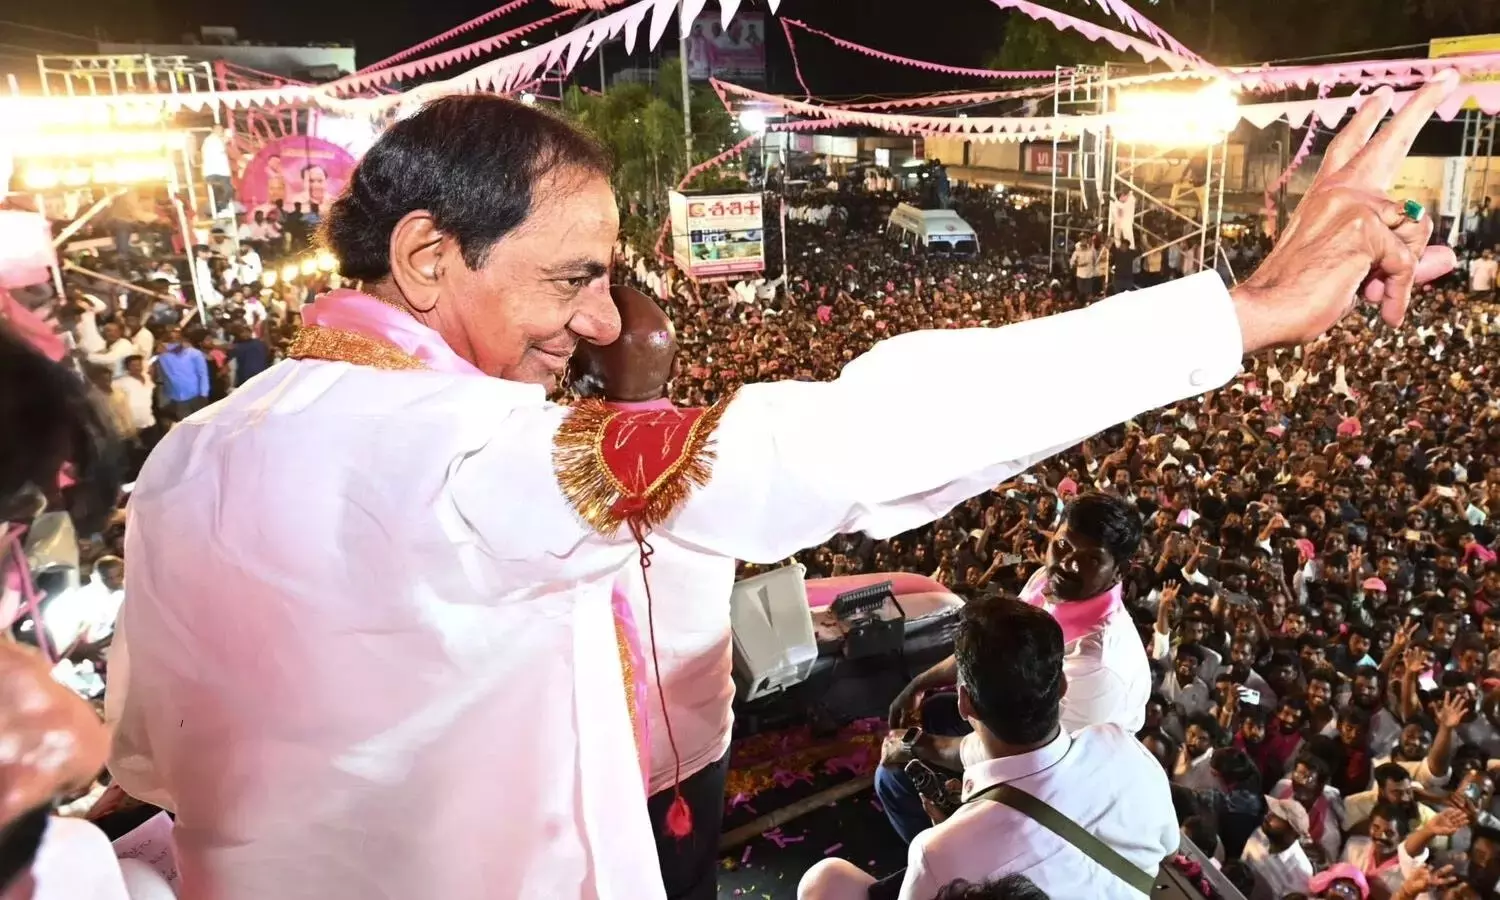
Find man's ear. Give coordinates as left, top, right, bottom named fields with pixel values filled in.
left=387, top=210, right=450, bottom=313
left=957, top=683, right=975, bottom=722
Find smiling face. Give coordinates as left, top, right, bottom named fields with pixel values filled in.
left=391, top=168, right=621, bottom=388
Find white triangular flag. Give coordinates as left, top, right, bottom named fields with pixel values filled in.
left=720, top=0, right=740, bottom=27
left=648, top=0, right=678, bottom=50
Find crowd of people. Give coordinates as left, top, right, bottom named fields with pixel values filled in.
left=2, top=78, right=1495, bottom=900
left=610, top=179, right=1500, bottom=900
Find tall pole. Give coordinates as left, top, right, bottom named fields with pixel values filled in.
left=680, top=8, right=693, bottom=169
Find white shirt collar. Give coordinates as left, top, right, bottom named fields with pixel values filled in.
left=960, top=728, right=1072, bottom=801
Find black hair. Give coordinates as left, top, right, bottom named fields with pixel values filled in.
left=1239, top=704, right=1269, bottom=726
left=1369, top=802, right=1412, bottom=836
left=954, top=595, right=1064, bottom=745
left=1064, top=491, right=1143, bottom=563
left=1307, top=666, right=1338, bottom=688
left=0, top=326, right=124, bottom=533
left=1337, top=706, right=1372, bottom=729
left=1186, top=712, right=1224, bottom=745
left=1373, top=762, right=1411, bottom=786
left=1293, top=751, right=1331, bottom=786
left=321, top=93, right=612, bottom=282
left=0, top=805, right=49, bottom=894
left=1176, top=643, right=1207, bottom=664
left=934, top=874, right=1052, bottom=900
left=1210, top=747, right=1261, bottom=792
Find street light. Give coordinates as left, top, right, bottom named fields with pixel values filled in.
left=739, top=109, right=768, bottom=134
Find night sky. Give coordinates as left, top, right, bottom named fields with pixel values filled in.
left=0, top=0, right=1015, bottom=97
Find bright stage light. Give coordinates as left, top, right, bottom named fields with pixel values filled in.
left=316, top=251, right=338, bottom=272
left=519, top=92, right=537, bottom=106
left=300, top=258, right=318, bottom=277
left=263, top=270, right=277, bottom=288
left=1111, top=80, right=1240, bottom=146
left=281, top=263, right=300, bottom=284
left=739, top=110, right=768, bottom=134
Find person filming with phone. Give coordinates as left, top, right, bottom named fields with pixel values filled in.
left=799, top=596, right=1179, bottom=900
left=874, top=493, right=1150, bottom=844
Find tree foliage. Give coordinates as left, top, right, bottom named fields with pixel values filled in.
left=563, top=56, right=739, bottom=214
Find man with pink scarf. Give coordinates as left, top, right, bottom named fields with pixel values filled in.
left=875, top=492, right=1150, bottom=844
left=109, top=74, right=1459, bottom=900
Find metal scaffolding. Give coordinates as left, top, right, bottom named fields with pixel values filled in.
left=1047, top=64, right=1111, bottom=273
left=1457, top=109, right=1498, bottom=236
left=35, top=54, right=217, bottom=99
left=25, top=54, right=219, bottom=304
left=1107, top=135, right=1231, bottom=282
left=1046, top=65, right=1230, bottom=285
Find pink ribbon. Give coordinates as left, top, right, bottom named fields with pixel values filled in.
left=326, top=8, right=581, bottom=93
left=782, top=19, right=813, bottom=97
left=783, top=18, right=1063, bottom=80
left=356, top=0, right=539, bottom=73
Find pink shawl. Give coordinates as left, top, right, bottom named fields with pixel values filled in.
left=1019, top=569, right=1123, bottom=645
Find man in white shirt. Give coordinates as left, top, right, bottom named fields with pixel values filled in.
left=800, top=596, right=1178, bottom=900
left=86, top=322, right=136, bottom=378
left=123, top=314, right=154, bottom=359
left=114, top=355, right=156, bottom=438
left=1070, top=237, right=1100, bottom=300
left=1472, top=249, right=1498, bottom=299
left=109, top=78, right=1461, bottom=900
left=1242, top=796, right=1314, bottom=900
left=236, top=246, right=263, bottom=290
left=200, top=124, right=234, bottom=216
left=879, top=493, right=1152, bottom=843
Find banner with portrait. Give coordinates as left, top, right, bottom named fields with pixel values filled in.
left=685, top=10, right=766, bottom=83
left=237, top=136, right=357, bottom=219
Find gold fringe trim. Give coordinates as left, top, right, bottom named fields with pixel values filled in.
left=552, top=394, right=735, bottom=536
left=288, top=326, right=427, bottom=371
left=615, top=616, right=641, bottom=761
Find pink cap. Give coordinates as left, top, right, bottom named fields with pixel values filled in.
left=1308, top=864, right=1369, bottom=900
left=1362, top=577, right=1388, bottom=592
left=1295, top=538, right=1317, bottom=561
left=1057, top=477, right=1079, bottom=497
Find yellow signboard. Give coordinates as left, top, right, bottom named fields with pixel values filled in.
left=1430, top=34, right=1500, bottom=109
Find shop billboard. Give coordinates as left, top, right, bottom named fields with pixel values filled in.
left=669, top=191, right=765, bottom=280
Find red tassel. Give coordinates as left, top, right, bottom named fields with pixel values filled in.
left=665, top=791, right=694, bottom=839
left=629, top=518, right=693, bottom=842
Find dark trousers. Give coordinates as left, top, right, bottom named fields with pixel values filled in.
left=646, top=749, right=731, bottom=900
left=873, top=692, right=972, bottom=844
left=206, top=175, right=235, bottom=213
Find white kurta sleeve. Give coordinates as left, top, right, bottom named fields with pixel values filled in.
left=668, top=272, right=1243, bottom=562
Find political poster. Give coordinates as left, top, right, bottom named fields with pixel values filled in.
left=685, top=10, right=766, bottom=83
left=238, top=136, right=356, bottom=217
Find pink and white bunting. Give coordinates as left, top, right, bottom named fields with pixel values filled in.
left=1078, top=0, right=1207, bottom=67
left=711, top=78, right=1500, bottom=145
left=782, top=19, right=1063, bottom=80
left=985, top=0, right=1205, bottom=72
left=324, top=9, right=581, bottom=95
left=357, top=0, right=539, bottom=73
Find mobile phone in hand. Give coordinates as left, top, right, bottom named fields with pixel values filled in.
left=905, top=760, right=960, bottom=816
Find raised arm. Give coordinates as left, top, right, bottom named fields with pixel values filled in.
left=668, top=273, right=1244, bottom=562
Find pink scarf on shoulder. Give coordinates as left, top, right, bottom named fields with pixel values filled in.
left=1019, top=569, right=1123, bottom=645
